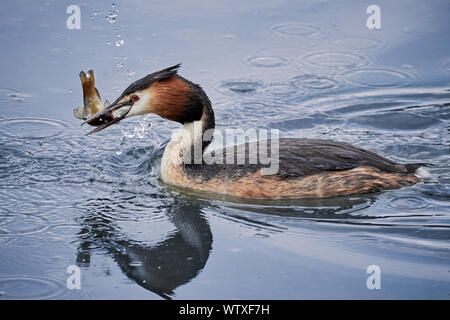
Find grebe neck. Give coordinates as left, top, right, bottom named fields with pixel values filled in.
left=161, top=104, right=215, bottom=180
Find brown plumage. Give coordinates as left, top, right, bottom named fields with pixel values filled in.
left=168, top=139, right=422, bottom=199
left=149, top=76, right=202, bottom=123
left=164, top=166, right=419, bottom=199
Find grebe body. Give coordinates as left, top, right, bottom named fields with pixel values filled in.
left=84, top=64, right=423, bottom=199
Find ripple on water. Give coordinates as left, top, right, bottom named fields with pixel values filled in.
left=0, top=213, right=49, bottom=237
left=254, top=47, right=308, bottom=61
left=54, top=227, right=107, bottom=253
left=0, top=146, right=35, bottom=188
left=0, top=227, right=22, bottom=247
left=288, top=74, right=340, bottom=91
left=269, top=23, right=323, bottom=38
left=243, top=55, right=289, bottom=68
left=332, top=37, right=388, bottom=51
left=263, top=82, right=303, bottom=102
left=387, top=195, right=431, bottom=211
left=0, top=212, right=13, bottom=227
left=239, top=101, right=279, bottom=116
left=0, top=87, right=32, bottom=103
left=29, top=173, right=61, bottom=183
left=0, top=276, right=69, bottom=299
left=438, top=58, right=450, bottom=73
left=352, top=112, right=440, bottom=131
left=224, top=100, right=281, bottom=125
left=340, top=68, right=416, bottom=88
left=0, top=118, right=68, bottom=140
left=299, top=51, right=372, bottom=70
left=270, top=117, right=317, bottom=131
left=213, top=80, right=265, bottom=96
left=46, top=223, right=90, bottom=240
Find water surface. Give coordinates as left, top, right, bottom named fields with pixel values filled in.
left=0, top=0, right=449, bottom=299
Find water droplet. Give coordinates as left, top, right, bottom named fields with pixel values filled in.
left=115, top=137, right=125, bottom=155
left=106, top=7, right=118, bottom=24
left=136, top=121, right=146, bottom=139
left=115, top=39, right=124, bottom=47
left=89, top=10, right=99, bottom=20
left=129, top=261, right=143, bottom=267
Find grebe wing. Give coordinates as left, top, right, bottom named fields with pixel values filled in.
left=185, top=138, right=420, bottom=180
left=275, top=138, right=405, bottom=177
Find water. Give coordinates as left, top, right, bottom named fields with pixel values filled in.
left=0, top=0, right=449, bottom=299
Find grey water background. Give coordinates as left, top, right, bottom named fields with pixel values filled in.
left=0, top=0, right=449, bottom=299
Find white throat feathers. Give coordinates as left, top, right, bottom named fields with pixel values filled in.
left=160, top=115, right=213, bottom=182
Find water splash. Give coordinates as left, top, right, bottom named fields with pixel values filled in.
left=115, top=39, right=124, bottom=47
left=105, top=3, right=118, bottom=24
left=90, top=8, right=100, bottom=20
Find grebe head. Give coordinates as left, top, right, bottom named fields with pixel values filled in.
left=84, top=64, right=214, bottom=135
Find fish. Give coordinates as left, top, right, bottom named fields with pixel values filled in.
left=73, top=70, right=109, bottom=125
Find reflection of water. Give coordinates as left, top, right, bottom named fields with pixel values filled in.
left=75, top=196, right=212, bottom=299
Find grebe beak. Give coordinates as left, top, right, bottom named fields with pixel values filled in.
left=82, top=99, right=134, bottom=135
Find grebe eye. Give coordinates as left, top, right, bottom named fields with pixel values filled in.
left=131, top=95, right=140, bottom=102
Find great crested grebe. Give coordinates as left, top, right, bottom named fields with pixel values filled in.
left=83, top=64, right=424, bottom=199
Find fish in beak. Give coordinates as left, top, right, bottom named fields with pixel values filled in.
left=81, top=99, right=134, bottom=135
left=73, top=70, right=110, bottom=125
left=77, top=64, right=186, bottom=135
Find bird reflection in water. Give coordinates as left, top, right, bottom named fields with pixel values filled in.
left=75, top=197, right=212, bottom=299
left=73, top=188, right=378, bottom=299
